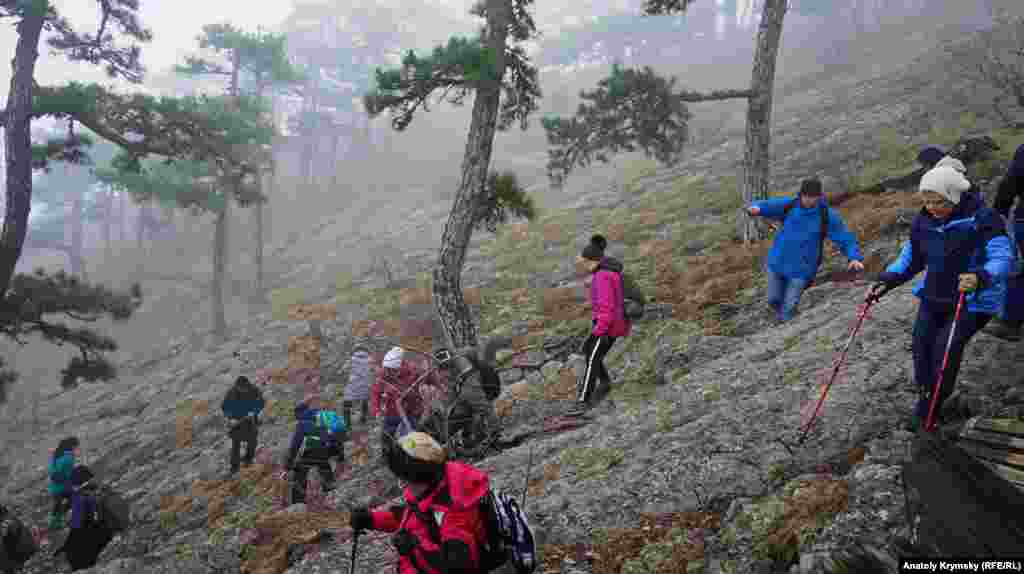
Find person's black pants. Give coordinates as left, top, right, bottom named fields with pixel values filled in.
left=291, top=447, right=336, bottom=504
left=911, top=301, right=992, bottom=420
left=343, top=400, right=370, bottom=430
left=578, top=333, right=617, bottom=404
left=228, top=418, right=259, bottom=473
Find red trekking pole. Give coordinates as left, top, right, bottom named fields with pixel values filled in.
left=798, top=295, right=876, bottom=443
left=924, top=291, right=967, bottom=433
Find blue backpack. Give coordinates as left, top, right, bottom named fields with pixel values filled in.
left=303, top=410, right=346, bottom=450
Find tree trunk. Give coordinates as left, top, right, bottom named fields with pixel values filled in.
left=255, top=182, right=265, bottom=297
left=103, top=185, right=112, bottom=261
left=135, top=203, right=146, bottom=279
left=212, top=199, right=229, bottom=341
left=0, top=12, right=45, bottom=299
left=119, top=191, right=127, bottom=242
left=432, top=0, right=509, bottom=439
left=68, top=164, right=85, bottom=279
left=739, top=0, right=787, bottom=244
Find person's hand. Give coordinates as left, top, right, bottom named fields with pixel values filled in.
left=747, top=206, right=760, bottom=216
left=392, top=529, right=418, bottom=556
left=958, top=273, right=979, bottom=292
left=848, top=260, right=865, bottom=273
left=350, top=507, right=373, bottom=533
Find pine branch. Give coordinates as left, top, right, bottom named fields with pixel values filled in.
left=44, top=0, right=153, bottom=83
left=642, top=0, right=699, bottom=16
left=0, top=269, right=142, bottom=394
left=542, top=64, right=745, bottom=187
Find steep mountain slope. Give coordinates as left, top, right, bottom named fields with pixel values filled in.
left=2, top=13, right=1022, bottom=574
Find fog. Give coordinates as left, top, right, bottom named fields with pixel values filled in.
left=0, top=0, right=1007, bottom=409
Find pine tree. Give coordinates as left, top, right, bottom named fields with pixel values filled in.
left=363, top=0, right=541, bottom=438
left=0, top=1, right=272, bottom=398
left=176, top=23, right=303, bottom=300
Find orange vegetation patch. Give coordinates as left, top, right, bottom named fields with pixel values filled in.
left=509, top=222, right=530, bottom=242
left=175, top=399, right=210, bottom=449
left=494, top=381, right=532, bottom=418
left=399, top=284, right=432, bottom=306
left=526, top=461, right=561, bottom=497
left=605, top=222, right=627, bottom=242
left=544, top=222, right=567, bottom=243
left=635, top=209, right=660, bottom=227
left=541, top=286, right=588, bottom=322
left=539, top=512, right=721, bottom=574
left=287, top=336, right=321, bottom=370
left=286, top=303, right=337, bottom=322
left=241, top=510, right=352, bottom=574
left=464, top=286, right=483, bottom=306
left=757, top=478, right=848, bottom=559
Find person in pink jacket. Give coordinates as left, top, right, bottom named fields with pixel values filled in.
left=575, top=239, right=631, bottom=410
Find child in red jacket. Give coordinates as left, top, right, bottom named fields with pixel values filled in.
left=350, top=432, right=489, bottom=574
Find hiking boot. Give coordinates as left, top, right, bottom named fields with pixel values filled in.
left=986, top=320, right=1023, bottom=342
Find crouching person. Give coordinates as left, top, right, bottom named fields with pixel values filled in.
left=350, top=432, right=489, bottom=574
left=869, top=165, right=1014, bottom=431
left=53, top=466, right=113, bottom=572
left=1, top=504, right=37, bottom=573
left=283, top=395, right=342, bottom=504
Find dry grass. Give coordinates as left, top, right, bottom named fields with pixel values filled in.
left=287, top=336, right=321, bottom=370
left=175, top=399, right=210, bottom=449
left=286, top=303, right=337, bottom=322
left=538, top=512, right=720, bottom=574
left=527, top=461, right=562, bottom=497
left=754, top=478, right=849, bottom=561
left=540, top=286, right=589, bottom=323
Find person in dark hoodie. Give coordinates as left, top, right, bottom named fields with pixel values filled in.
left=0, top=504, right=36, bottom=574
left=283, top=395, right=339, bottom=504
left=987, top=143, right=1024, bottom=342
left=53, top=466, right=113, bottom=572
left=349, top=431, right=490, bottom=574
left=747, top=178, right=864, bottom=322
left=47, top=437, right=80, bottom=530
left=574, top=239, right=632, bottom=411
left=221, top=376, right=266, bottom=477
left=869, top=165, right=1014, bottom=431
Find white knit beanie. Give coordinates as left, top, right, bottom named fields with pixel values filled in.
left=935, top=156, right=967, bottom=174
left=383, top=346, right=405, bottom=369
left=919, top=166, right=970, bottom=205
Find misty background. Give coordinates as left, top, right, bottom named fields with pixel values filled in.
left=0, top=0, right=1006, bottom=417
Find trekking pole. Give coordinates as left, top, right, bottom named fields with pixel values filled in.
left=798, top=296, right=876, bottom=444
left=924, top=291, right=967, bottom=433
left=349, top=528, right=360, bottom=574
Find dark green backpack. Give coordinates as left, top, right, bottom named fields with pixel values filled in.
left=621, top=272, right=646, bottom=320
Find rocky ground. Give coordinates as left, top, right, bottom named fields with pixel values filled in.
left=2, top=19, right=1024, bottom=574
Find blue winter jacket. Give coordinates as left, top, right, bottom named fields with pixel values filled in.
left=879, top=192, right=1014, bottom=314
left=752, top=196, right=864, bottom=281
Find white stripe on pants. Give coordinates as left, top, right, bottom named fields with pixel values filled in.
left=578, top=334, right=615, bottom=403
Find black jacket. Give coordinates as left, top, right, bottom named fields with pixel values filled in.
left=994, top=144, right=1024, bottom=221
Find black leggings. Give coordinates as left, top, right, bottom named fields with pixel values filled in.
left=578, top=334, right=617, bottom=404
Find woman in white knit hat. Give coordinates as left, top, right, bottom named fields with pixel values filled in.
left=869, top=165, right=1015, bottom=431
left=372, top=346, right=445, bottom=455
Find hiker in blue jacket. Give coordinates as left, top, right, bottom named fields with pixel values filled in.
left=987, top=143, right=1024, bottom=341
left=747, top=178, right=865, bottom=322
left=869, top=165, right=1015, bottom=431
left=47, top=437, right=80, bottom=531
left=220, top=376, right=265, bottom=477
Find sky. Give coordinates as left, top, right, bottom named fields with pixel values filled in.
left=0, top=0, right=296, bottom=95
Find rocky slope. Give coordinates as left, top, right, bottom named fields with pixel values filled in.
left=2, top=17, right=1023, bottom=574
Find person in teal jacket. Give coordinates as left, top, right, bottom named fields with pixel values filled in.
left=47, top=436, right=80, bottom=530
left=747, top=178, right=865, bottom=321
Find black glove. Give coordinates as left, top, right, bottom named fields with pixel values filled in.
left=350, top=507, right=373, bottom=533
left=392, top=529, right=418, bottom=556
left=866, top=281, right=893, bottom=303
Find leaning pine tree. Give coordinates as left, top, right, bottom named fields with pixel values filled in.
left=363, top=0, right=541, bottom=443
left=0, top=1, right=271, bottom=398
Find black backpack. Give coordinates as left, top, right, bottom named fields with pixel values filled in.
left=621, top=272, right=646, bottom=320
left=80, top=482, right=131, bottom=534
left=783, top=198, right=831, bottom=284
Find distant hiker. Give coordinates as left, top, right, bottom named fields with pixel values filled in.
left=349, top=431, right=491, bottom=574
left=1, top=504, right=37, bottom=573
left=372, top=347, right=445, bottom=453
left=575, top=237, right=632, bottom=410
left=869, top=165, right=1014, bottom=431
left=53, top=466, right=114, bottom=572
left=589, top=234, right=647, bottom=320
left=221, top=375, right=266, bottom=477
left=987, top=143, right=1024, bottom=342
left=344, top=343, right=374, bottom=430
left=746, top=178, right=865, bottom=322
left=47, top=436, right=80, bottom=531
left=283, top=394, right=343, bottom=504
